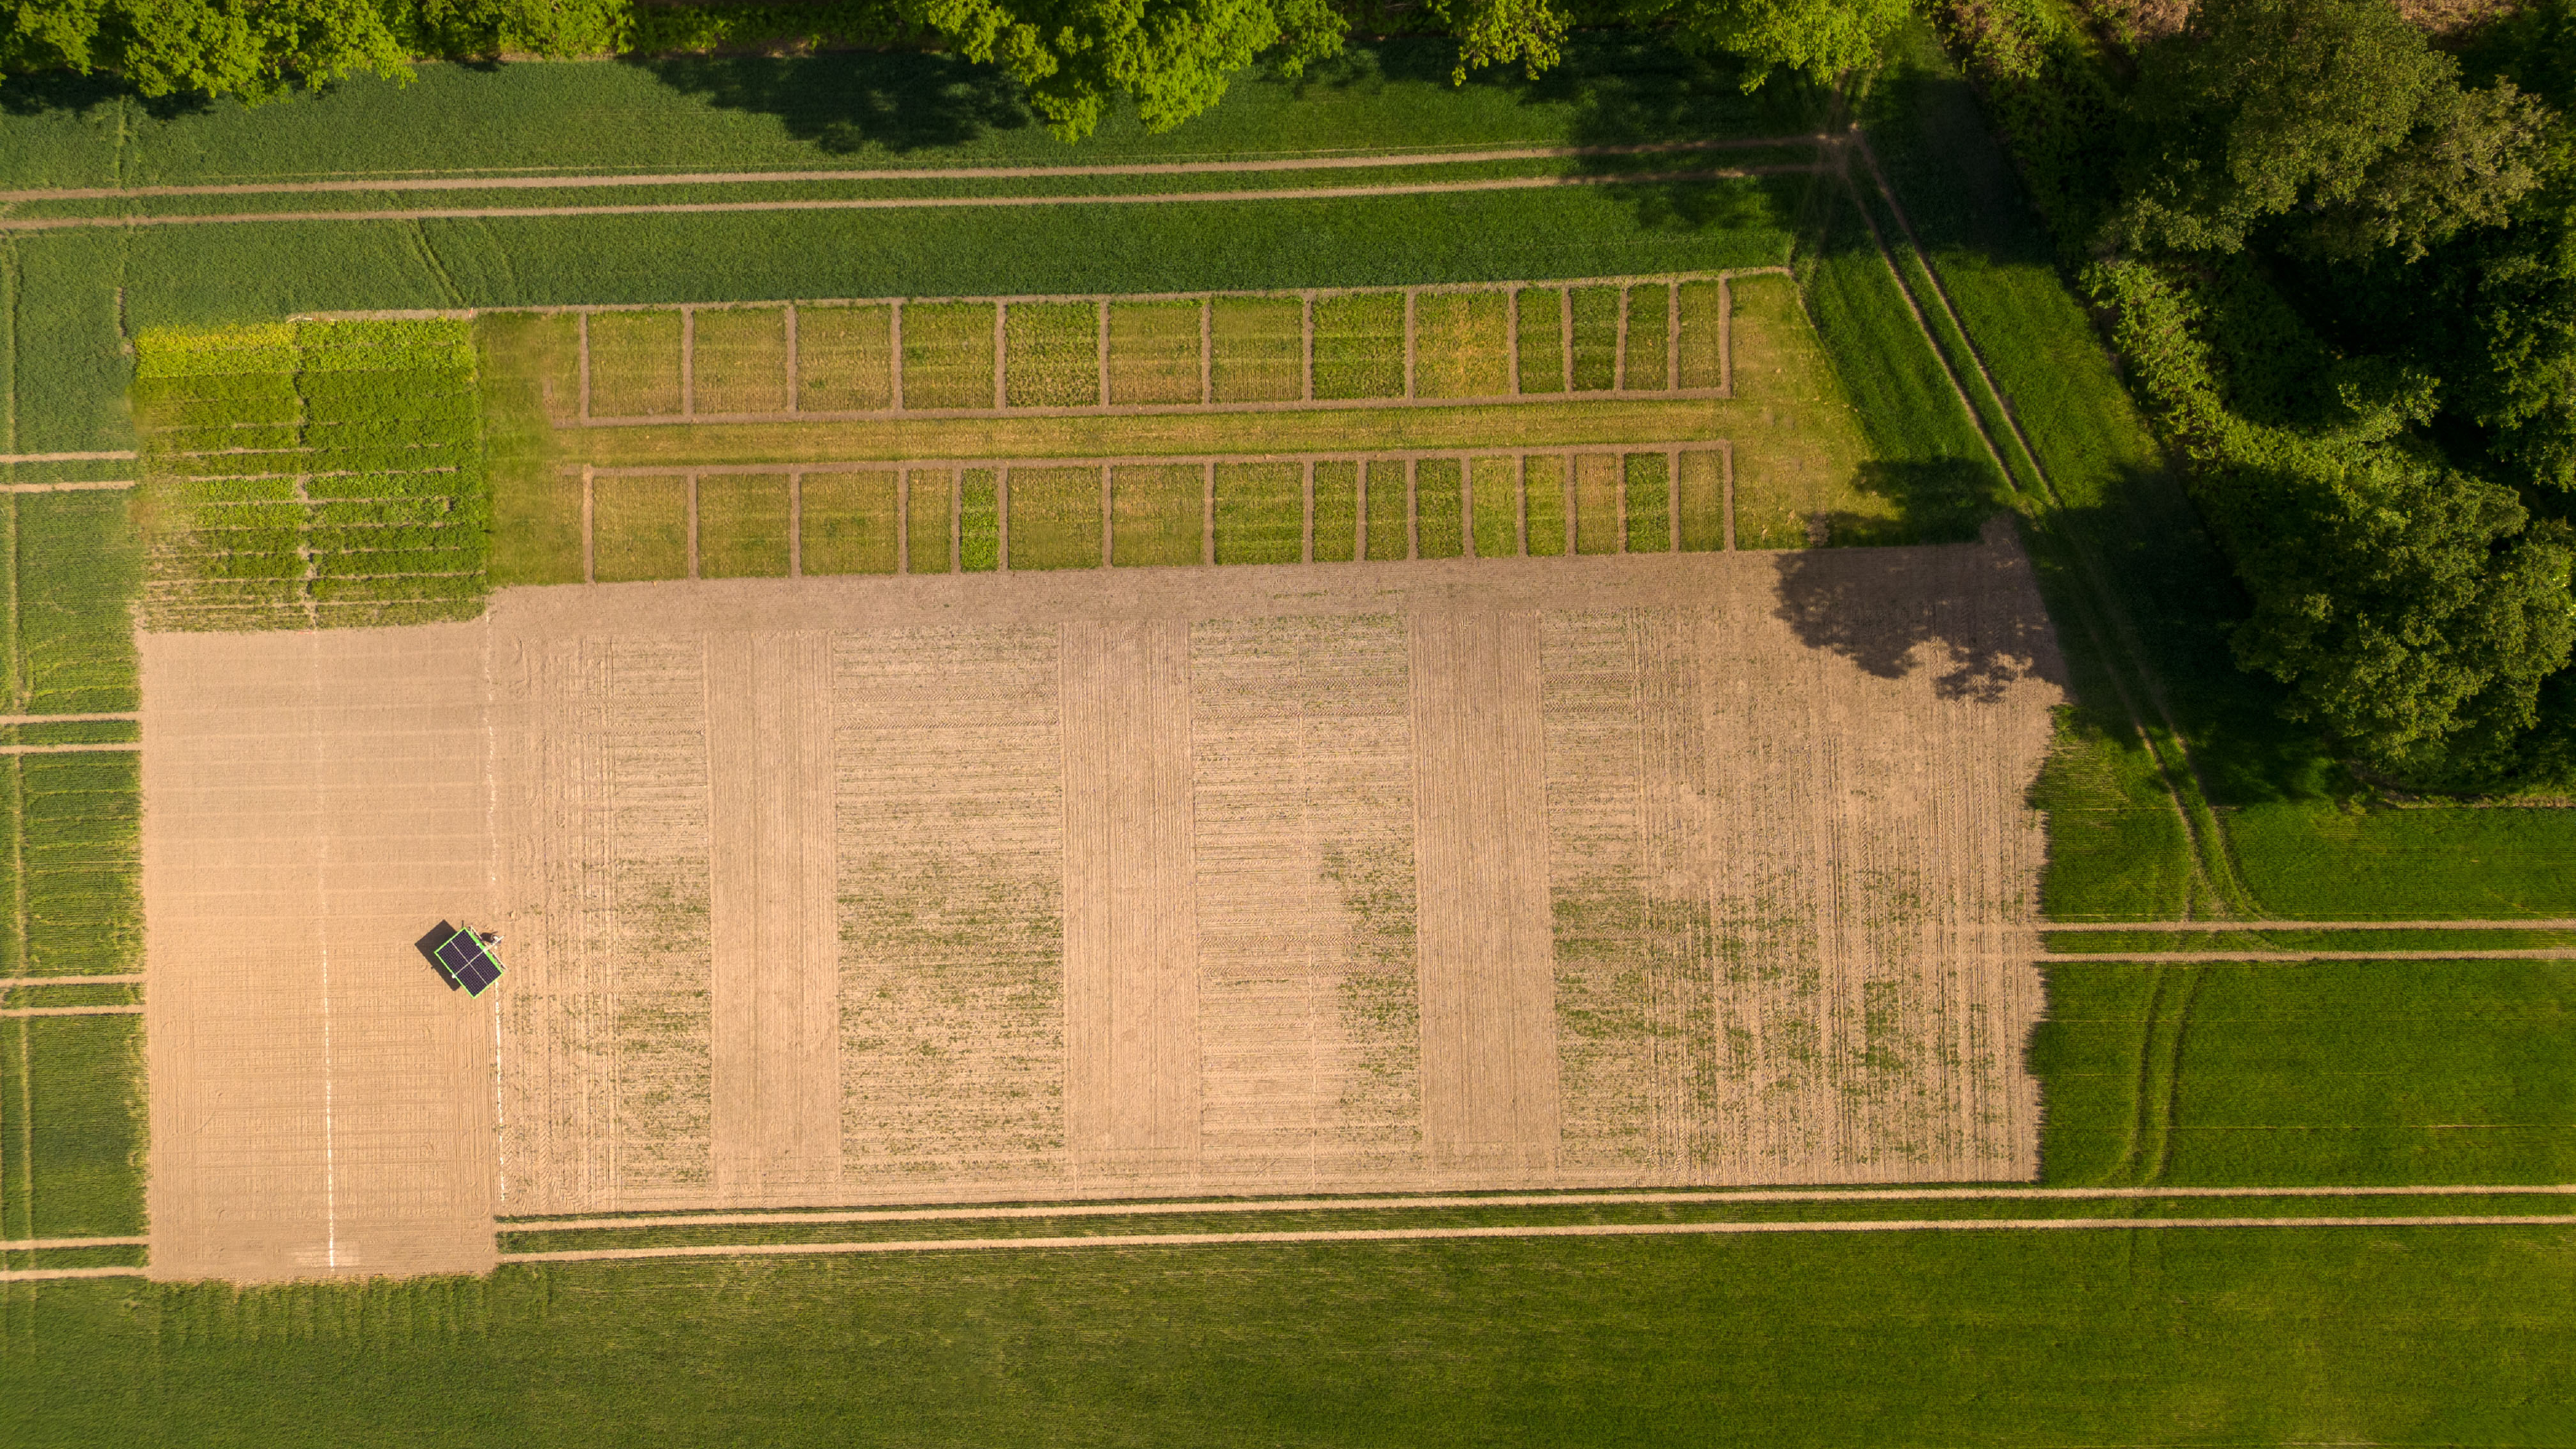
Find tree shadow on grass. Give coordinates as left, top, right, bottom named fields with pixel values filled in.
left=627, top=50, right=1033, bottom=154
left=1769, top=516, right=2068, bottom=704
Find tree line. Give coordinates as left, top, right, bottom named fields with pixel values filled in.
left=1949, top=0, right=2574, bottom=791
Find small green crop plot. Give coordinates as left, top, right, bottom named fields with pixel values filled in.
left=1209, top=297, right=1301, bottom=403
left=1312, top=461, right=1361, bottom=563
left=901, top=303, right=999, bottom=411
left=959, top=468, right=1001, bottom=570
left=1108, top=301, right=1205, bottom=405
left=135, top=319, right=490, bottom=629
left=795, top=304, right=895, bottom=413
left=1470, top=455, right=1520, bottom=558
left=1623, top=284, right=1674, bottom=391
left=591, top=476, right=691, bottom=582
left=1214, top=462, right=1304, bottom=564
left=799, top=471, right=901, bottom=576
left=0, top=1012, right=147, bottom=1241
left=1517, top=288, right=1568, bottom=393
left=1524, top=454, right=1569, bottom=556
left=1112, top=465, right=1204, bottom=567
left=693, top=308, right=790, bottom=416
left=906, top=468, right=956, bottom=573
left=1004, top=303, right=1102, bottom=408
left=589, top=310, right=685, bottom=418
left=1415, top=458, right=1465, bottom=558
left=1007, top=466, right=1104, bottom=570
left=695, top=475, right=792, bottom=578
left=1570, top=286, right=1622, bottom=391
left=1415, top=290, right=1511, bottom=399
left=1363, top=459, right=1410, bottom=560
left=1624, top=452, right=1672, bottom=553
left=1313, top=292, right=1407, bottom=400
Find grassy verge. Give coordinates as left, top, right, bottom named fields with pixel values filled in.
left=2036, top=959, right=2576, bottom=1186
left=0, top=1012, right=146, bottom=1244
left=4, top=1226, right=2573, bottom=1444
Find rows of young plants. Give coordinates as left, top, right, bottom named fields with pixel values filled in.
left=137, top=319, right=491, bottom=630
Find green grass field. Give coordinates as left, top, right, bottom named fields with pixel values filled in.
left=4, top=1225, right=2573, bottom=1446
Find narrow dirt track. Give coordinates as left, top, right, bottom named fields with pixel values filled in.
left=0, top=1266, right=147, bottom=1282
left=0, top=168, right=1815, bottom=233
left=505, top=1182, right=2576, bottom=1233
left=0, top=1236, right=149, bottom=1249
left=0, top=974, right=143, bottom=989
left=0, top=1005, right=143, bottom=1018
left=0, top=450, right=133, bottom=464
left=501, top=1213, right=2576, bottom=1264
left=0, top=138, right=1827, bottom=204
left=0, top=480, right=134, bottom=493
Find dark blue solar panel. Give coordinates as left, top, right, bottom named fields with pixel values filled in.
left=437, top=930, right=505, bottom=995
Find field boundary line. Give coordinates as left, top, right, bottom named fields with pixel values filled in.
left=500, top=1214, right=2576, bottom=1264
left=0, top=1265, right=146, bottom=1281
left=0, top=1005, right=143, bottom=1018
left=0, top=169, right=1820, bottom=233
left=0, top=480, right=134, bottom=493
left=498, top=1182, right=2576, bottom=1233
left=0, top=452, right=134, bottom=464
left=0, top=1235, right=148, bottom=1249
left=579, top=384, right=1740, bottom=427
left=0, top=713, right=136, bottom=725
left=0, top=138, right=1832, bottom=204
left=2040, top=919, right=2576, bottom=932
left=2038, top=949, right=2576, bottom=963
left=0, top=975, right=143, bottom=989
left=583, top=441, right=1732, bottom=479
left=0, top=742, right=140, bottom=756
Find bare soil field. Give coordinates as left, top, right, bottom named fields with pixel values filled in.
left=141, top=627, right=499, bottom=1281
left=479, top=534, right=2060, bottom=1214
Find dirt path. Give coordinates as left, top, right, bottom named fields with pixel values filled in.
left=0, top=1005, right=141, bottom=1018
left=501, top=1213, right=2576, bottom=1264
left=0, top=451, right=132, bottom=464
left=506, top=1182, right=2576, bottom=1233
left=0, top=1265, right=146, bottom=1281
left=0, top=168, right=1816, bottom=233
left=0, top=139, right=1827, bottom=205
left=0, top=480, right=132, bottom=493
left=0, top=975, right=143, bottom=989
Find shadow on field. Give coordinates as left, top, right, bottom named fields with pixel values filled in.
left=631, top=51, right=1033, bottom=153
left=1768, top=517, right=2066, bottom=704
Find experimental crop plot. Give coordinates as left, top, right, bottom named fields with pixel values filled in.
left=799, top=470, right=901, bottom=576
left=692, top=308, right=790, bottom=416
left=901, top=302, right=999, bottom=411
left=1109, top=300, right=1204, bottom=404
left=794, top=304, right=894, bottom=413
left=1005, top=302, right=1102, bottom=408
left=1007, top=466, right=1105, bottom=571
left=1210, top=297, right=1301, bottom=403
left=588, top=311, right=684, bottom=418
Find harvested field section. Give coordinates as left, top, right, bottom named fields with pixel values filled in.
left=592, top=476, right=689, bottom=582
left=1213, top=462, right=1302, bottom=566
left=836, top=628, right=1067, bottom=1190
left=1694, top=536, right=2059, bottom=1182
left=1517, top=288, right=1566, bottom=394
left=691, top=308, right=789, bottom=417
left=799, top=471, right=899, bottom=576
left=588, top=310, right=684, bottom=418
left=695, top=474, right=791, bottom=579
left=1189, top=615, right=1421, bottom=1183
left=1313, top=293, right=1406, bottom=401
left=1542, top=609, right=1717, bottom=1172
left=145, top=627, right=498, bottom=1279
left=1210, top=298, right=1301, bottom=403
left=493, top=636, right=715, bottom=1215
left=905, top=468, right=954, bottom=574
left=1004, top=303, right=1101, bottom=409
left=1312, top=461, right=1359, bottom=563
left=1108, top=301, right=1203, bottom=405
left=1411, top=610, right=1556, bottom=1175
left=1470, top=454, right=1519, bottom=559
left=1061, top=621, right=1201, bottom=1181
left=899, top=302, right=998, bottom=412
left=1415, top=291, right=1511, bottom=400
left=794, top=304, right=892, bottom=413
left=1113, top=464, right=1203, bottom=568
left=1006, top=466, right=1104, bottom=571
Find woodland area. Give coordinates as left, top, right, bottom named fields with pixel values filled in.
left=1947, top=0, right=2576, bottom=791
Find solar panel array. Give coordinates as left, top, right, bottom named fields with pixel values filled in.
left=434, top=930, right=505, bottom=996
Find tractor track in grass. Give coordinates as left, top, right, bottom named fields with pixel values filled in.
left=501, top=1182, right=2576, bottom=1235
left=500, top=1214, right=2576, bottom=1265
left=0, top=138, right=1829, bottom=204
left=0, top=167, right=1822, bottom=233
